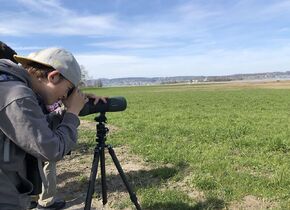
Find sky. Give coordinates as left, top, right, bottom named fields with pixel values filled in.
left=1, top=0, right=290, bottom=79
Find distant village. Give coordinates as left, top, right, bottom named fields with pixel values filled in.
left=82, top=71, right=290, bottom=87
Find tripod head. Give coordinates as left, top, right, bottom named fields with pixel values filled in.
left=94, top=112, right=107, bottom=124
left=94, top=112, right=109, bottom=144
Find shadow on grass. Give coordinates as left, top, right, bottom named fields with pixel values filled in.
left=56, top=166, right=181, bottom=208
left=56, top=156, right=224, bottom=210
left=75, top=140, right=95, bottom=154
left=193, top=197, right=225, bottom=210
left=56, top=171, right=87, bottom=207
left=143, top=201, right=194, bottom=210
left=110, top=166, right=179, bottom=190
left=57, top=171, right=81, bottom=181
left=142, top=197, right=225, bottom=210
left=57, top=166, right=179, bottom=193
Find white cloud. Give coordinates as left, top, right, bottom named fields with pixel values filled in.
left=175, top=2, right=221, bottom=21
left=38, top=14, right=118, bottom=36
left=88, top=39, right=187, bottom=50
left=14, top=46, right=49, bottom=51
left=0, top=0, right=211, bottom=40
left=260, top=0, right=290, bottom=16
left=16, top=0, right=70, bottom=15
left=2, top=0, right=290, bottom=78
left=75, top=46, right=290, bottom=79
left=0, top=26, right=19, bottom=35
left=0, top=1, right=118, bottom=36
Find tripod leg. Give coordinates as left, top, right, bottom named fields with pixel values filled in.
left=84, top=146, right=100, bottom=210
left=100, top=144, right=107, bottom=205
left=107, top=145, right=142, bottom=210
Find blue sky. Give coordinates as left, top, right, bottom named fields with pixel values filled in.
left=1, top=0, right=290, bottom=79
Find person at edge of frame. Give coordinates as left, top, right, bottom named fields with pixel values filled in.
left=0, top=41, right=41, bottom=209
left=0, top=41, right=44, bottom=210
left=0, top=44, right=105, bottom=210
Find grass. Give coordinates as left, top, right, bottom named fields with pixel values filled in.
left=78, top=82, right=290, bottom=209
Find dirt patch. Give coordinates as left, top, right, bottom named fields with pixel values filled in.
left=229, top=195, right=277, bottom=210
left=80, top=120, right=120, bottom=133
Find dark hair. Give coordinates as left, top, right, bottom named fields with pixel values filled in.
left=0, top=41, right=18, bottom=63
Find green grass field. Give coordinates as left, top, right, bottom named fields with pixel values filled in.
left=79, top=82, right=290, bottom=209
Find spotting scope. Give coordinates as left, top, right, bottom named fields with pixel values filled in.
left=79, top=96, right=127, bottom=116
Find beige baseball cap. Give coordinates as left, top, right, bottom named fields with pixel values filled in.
left=14, top=47, right=81, bottom=86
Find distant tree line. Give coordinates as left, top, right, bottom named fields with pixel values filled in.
left=79, top=65, right=103, bottom=87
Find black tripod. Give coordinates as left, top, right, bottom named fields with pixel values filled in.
left=84, top=112, right=141, bottom=210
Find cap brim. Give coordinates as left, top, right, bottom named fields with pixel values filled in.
left=13, top=55, right=53, bottom=68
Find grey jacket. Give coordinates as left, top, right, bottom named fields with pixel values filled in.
left=0, top=59, right=80, bottom=209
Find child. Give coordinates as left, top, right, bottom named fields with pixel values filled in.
left=0, top=47, right=96, bottom=209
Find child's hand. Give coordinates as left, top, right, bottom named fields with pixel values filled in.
left=63, top=88, right=89, bottom=115
left=85, top=93, right=107, bottom=105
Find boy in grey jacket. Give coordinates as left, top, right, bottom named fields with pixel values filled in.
left=0, top=47, right=92, bottom=209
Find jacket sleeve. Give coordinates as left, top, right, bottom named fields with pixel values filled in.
left=46, top=109, right=65, bottom=130
left=0, top=96, right=80, bottom=161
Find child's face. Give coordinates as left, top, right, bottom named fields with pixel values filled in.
left=43, top=71, right=75, bottom=105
